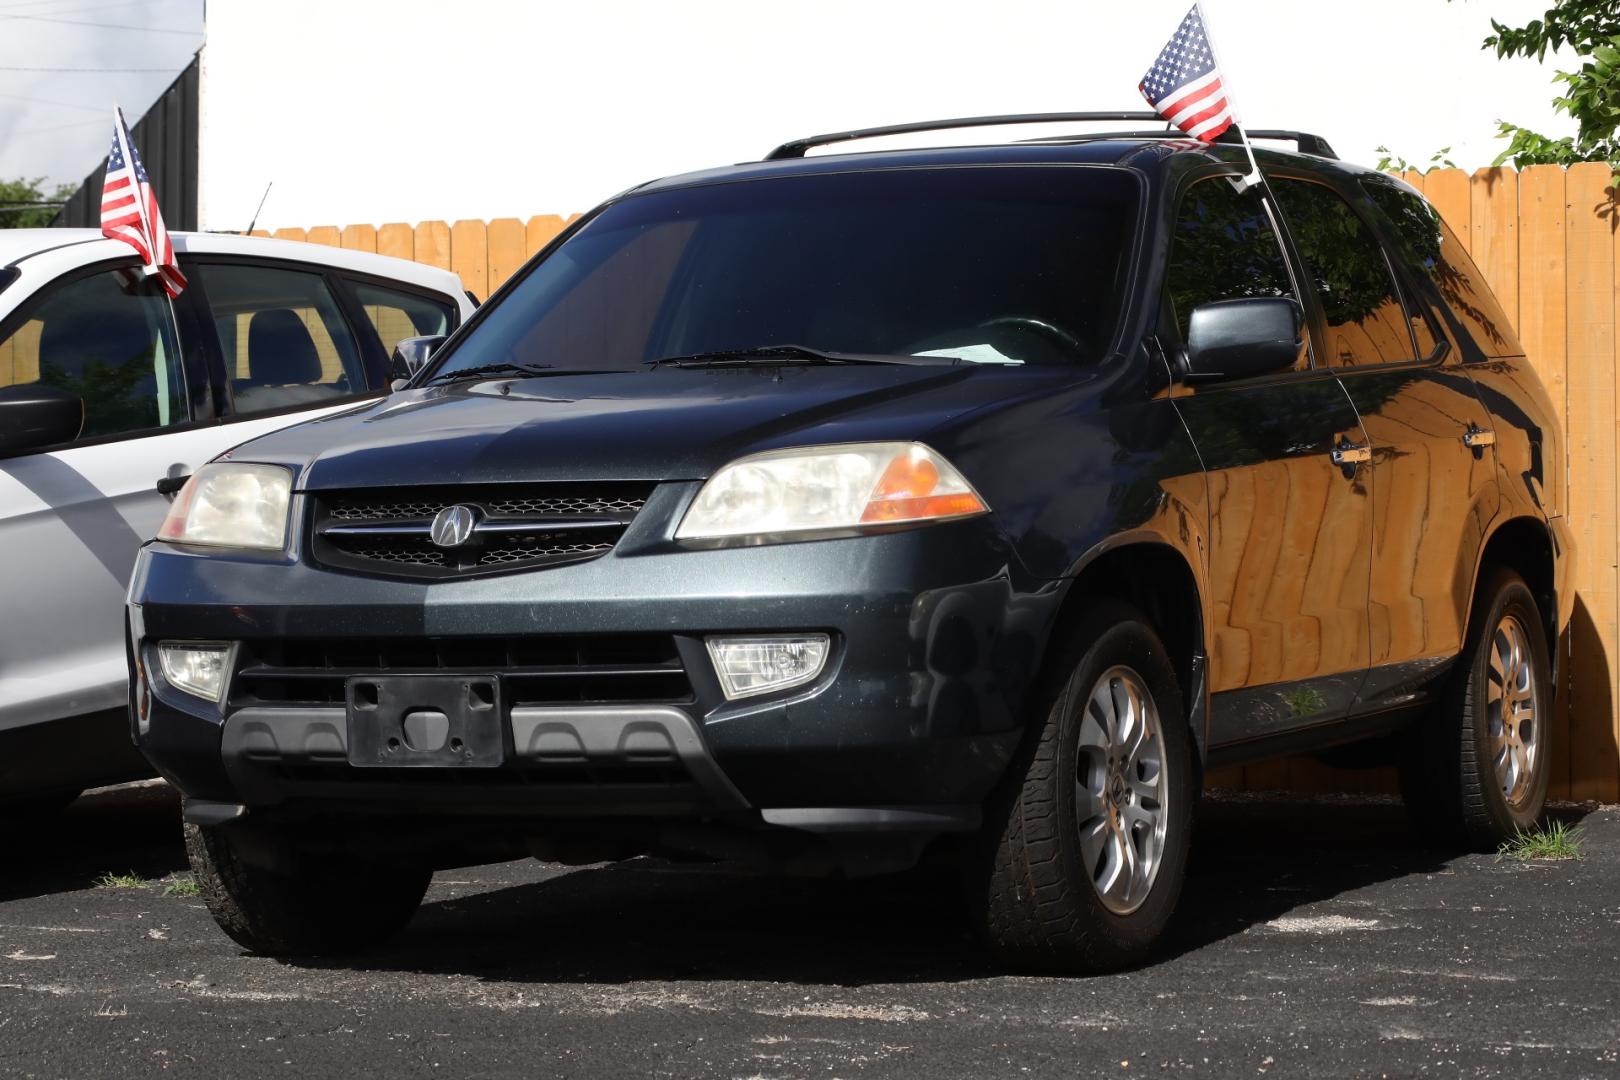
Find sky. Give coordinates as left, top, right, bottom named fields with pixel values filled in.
left=0, top=0, right=203, bottom=192
left=0, top=0, right=1586, bottom=229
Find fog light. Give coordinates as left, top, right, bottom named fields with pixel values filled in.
left=706, top=634, right=831, bottom=700
left=158, top=643, right=232, bottom=702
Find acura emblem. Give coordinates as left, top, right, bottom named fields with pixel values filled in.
left=429, top=504, right=480, bottom=548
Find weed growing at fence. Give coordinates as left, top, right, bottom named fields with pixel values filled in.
left=1498, top=820, right=1584, bottom=862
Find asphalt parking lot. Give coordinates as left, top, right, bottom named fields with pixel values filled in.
left=0, top=785, right=1615, bottom=1079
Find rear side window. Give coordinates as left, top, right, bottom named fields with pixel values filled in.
left=352, top=282, right=454, bottom=355
left=192, top=263, right=368, bottom=416
left=1360, top=181, right=1523, bottom=358
left=0, top=268, right=186, bottom=440
left=1166, top=177, right=1299, bottom=349
left=1270, top=178, right=1418, bottom=367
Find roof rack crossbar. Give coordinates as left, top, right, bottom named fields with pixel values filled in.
left=765, top=112, right=1166, bottom=160
left=765, top=113, right=1339, bottom=163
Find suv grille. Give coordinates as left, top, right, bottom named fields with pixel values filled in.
left=310, top=483, right=653, bottom=579
left=231, top=634, right=692, bottom=708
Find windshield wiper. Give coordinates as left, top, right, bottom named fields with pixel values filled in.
left=424, top=361, right=570, bottom=384
left=644, top=344, right=959, bottom=370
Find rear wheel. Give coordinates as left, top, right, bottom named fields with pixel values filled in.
left=1400, top=567, right=1551, bottom=849
left=971, top=600, right=1196, bottom=973
left=185, top=822, right=430, bottom=956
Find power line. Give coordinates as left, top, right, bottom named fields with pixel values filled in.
left=10, top=117, right=104, bottom=135
left=0, top=90, right=105, bottom=112
left=0, top=66, right=181, bottom=72
left=0, top=11, right=199, bottom=33
left=0, top=0, right=157, bottom=14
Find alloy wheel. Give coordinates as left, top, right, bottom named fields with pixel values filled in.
left=1487, top=614, right=1540, bottom=808
left=1075, top=664, right=1169, bottom=915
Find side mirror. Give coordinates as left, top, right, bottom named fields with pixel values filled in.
left=1183, top=297, right=1303, bottom=383
left=389, top=335, right=448, bottom=387
left=0, top=385, right=83, bottom=456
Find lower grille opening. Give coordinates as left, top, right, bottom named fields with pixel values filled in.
left=231, top=634, right=694, bottom=708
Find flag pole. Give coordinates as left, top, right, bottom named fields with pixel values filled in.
left=110, top=106, right=159, bottom=278
left=1193, top=2, right=1262, bottom=192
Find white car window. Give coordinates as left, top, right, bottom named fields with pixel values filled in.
left=0, top=268, right=186, bottom=441
left=192, top=263, right=368, bottom=416
left=352, top=282, right=454, bottom=356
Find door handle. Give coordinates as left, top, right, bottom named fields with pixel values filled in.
left=1462, top=426, right=1496, bottom=449
left=1330, top=444, right=1372, bottom=467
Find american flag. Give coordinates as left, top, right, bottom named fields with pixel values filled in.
left=1139, top=4, right=1236, bottom=143
left=100, top=107, right=186, bottom=297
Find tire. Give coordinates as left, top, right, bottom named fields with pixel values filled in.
left=1400, top=567, right=1552, bottom=850
left=971, top=599, right=1197, bottom=973
left=185, top=822, right=430, bottom=956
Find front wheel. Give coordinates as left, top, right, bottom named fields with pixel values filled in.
left=185, top=822, right=430, bottom=956
left=1400, top=567, right=1552, bottom=849
left=971, top=600, right=1196, bottom=973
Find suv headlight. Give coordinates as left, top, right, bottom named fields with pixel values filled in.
left=676, top=442, right=987, bottom=542
left=157, top=463, right=293, bottom=550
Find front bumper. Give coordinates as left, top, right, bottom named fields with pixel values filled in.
left=129, top=498, right=1054, bottom=830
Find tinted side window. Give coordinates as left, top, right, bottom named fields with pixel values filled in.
left=193, top=264, right=368, bottom=416
left=1167, top=178, right=1298, bottom=346
left=0, top=269, right=186, bottom=440
left=1360, top=181, right=1523, bottom=358
left=1271, top=178, right=1418, bottom=367
left=352, top=282, right=454, bottom=355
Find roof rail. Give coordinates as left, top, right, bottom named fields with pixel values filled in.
left=764, top=113, right=1165, bottom=160
left=1221, top=129, right=1338, bottom=160
left=764, top=113, right=1340, bottom=163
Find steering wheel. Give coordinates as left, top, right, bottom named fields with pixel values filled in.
left=977, top=315, right=1088, bottom=357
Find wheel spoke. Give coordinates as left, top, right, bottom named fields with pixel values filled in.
left=1094, top=823, right=1129, bottom=904
left=1108, top=824, right=1139, bottom=907
left=1075, top=777, right=1105, bottom=823
left=1078, top=811, right=1110, bottom=877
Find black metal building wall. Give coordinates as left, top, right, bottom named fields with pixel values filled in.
left=50, top=53, right=200, bottom=230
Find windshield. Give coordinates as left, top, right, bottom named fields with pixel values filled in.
left=431, top=166, right=1140, bottom=378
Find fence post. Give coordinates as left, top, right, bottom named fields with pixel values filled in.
left=450, top=220, right=488, bottom=301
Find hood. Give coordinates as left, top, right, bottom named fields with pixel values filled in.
left=226, top=365, right=1068, bottom=491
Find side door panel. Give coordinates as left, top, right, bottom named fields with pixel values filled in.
left=1179, top=373, right=1373, bottom=739
left=1162, top=174, right=1374, bottom=745
left=1339, top=365, right=1498, bottom=706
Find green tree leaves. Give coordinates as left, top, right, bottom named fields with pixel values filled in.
left=1473, top=1, right=1620, bottom=167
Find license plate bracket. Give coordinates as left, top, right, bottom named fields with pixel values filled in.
left=345, top=675, right=505, bottom=768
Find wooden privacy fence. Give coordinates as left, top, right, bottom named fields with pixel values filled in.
left=274, top=165, right=1620, bottom=803
left=250, top=216, right=581, bottom=302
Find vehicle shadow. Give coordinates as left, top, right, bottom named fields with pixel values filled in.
left=289, top=793, right=1587, bottom=985
left=1, top=782, right=187, bottom=903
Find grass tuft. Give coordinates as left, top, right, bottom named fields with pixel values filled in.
left=161, top=875, right=200, bottom=898
left=1497, top=820, right=1584, bottom=862
left=94, top=870, right=147, bottom=890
